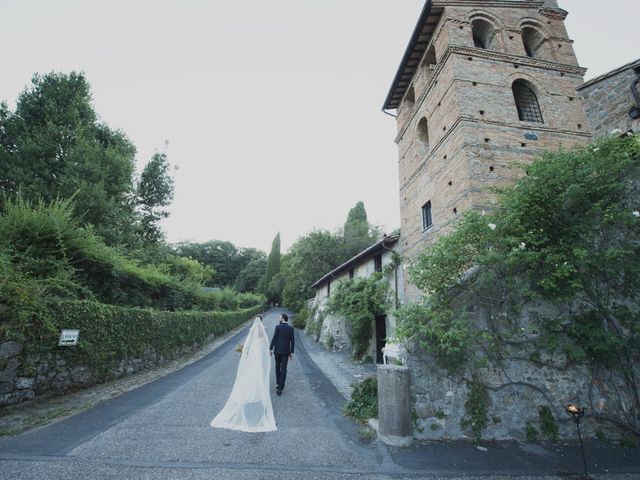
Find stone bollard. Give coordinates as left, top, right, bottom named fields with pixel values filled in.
left=377, top=364, right=413, bottom=447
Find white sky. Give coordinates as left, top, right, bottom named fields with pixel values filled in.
left=1, top=0, right=638, bottom=252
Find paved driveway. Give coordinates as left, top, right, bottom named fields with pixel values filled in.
left=0, top=310, right=385, bottom=479
left=1, top=309, right=639, bottom=480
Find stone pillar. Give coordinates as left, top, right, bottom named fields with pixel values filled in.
left=377, top=364, right=413, bottom=446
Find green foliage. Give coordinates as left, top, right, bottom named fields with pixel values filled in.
left=24, top=301, right=263, bottom=382
left=620, top=435, right=640, bottom=448
left=281, top=230, right=346, bottom=311
left=397, top=135, right=640, bottom=434
left=525, top=422, right=539, bottom=442
left=358, top=427, right=376, bottom=439
left=235, top=256, right=267, bottom=292
left=305, top=307, right=324, bottom=341
left=292, top=307, right=311, bottom=329
left=343, top=201, right=380, bottom=259
left=461, top=377, right=489, bottom=440
left=327, top=273, right=390, bottom=359
left=538, top=405, right=559, bottom=441
left=0, top=196, right=263, bottom=313
left=137, top=152, right=175, bottom=245
left=326, top=335, right=335, bottom=349
left=343, top=377, right=378, bottom=422
left=0, top=72, right=144, bottom=247
left=259, top=233, right=282, bottom=303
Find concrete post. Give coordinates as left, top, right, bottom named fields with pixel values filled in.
left=377, top=364, right=413, bottom=446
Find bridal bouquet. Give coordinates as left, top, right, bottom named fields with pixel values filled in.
left=235, top=344, right=243, bottom=354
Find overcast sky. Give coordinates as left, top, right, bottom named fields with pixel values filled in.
left=1, top=0, right=637, bottom=252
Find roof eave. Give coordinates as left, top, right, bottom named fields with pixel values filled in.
left=383, top=0, right=436, bottom=111
left=310, top=235, right=400, bottom=289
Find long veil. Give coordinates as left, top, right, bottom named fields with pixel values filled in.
left=210, top=318, right=276, bottom=432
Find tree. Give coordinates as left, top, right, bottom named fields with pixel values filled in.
left=173, top=240, right=239, bottom=287
left=343, top=201, right=379, bottom=258
left=281, top=230, right=346, bottom=311
left=259, top=233, right=281, bottom=302
left=137, top=152, right=175, bottom=244
left=235, top=256, right=267, bottom=292
left=0, top=72, right=139, bottom=246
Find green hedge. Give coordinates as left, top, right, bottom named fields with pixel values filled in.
left=26, top=301, right=264, bottom=381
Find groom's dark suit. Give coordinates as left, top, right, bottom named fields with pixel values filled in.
left=270, top=322, right=295, bottom=393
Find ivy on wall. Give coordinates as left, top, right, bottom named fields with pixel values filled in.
left=20, top=301, right=264, bottom=383
left=397, top=135, right=640, bottom=438
left=327, top=272, right=391, bottom=359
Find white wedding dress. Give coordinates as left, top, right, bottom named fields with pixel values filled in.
left=210, top=318, right=277, bottom=432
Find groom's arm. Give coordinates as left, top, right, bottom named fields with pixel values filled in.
left=270, top=326, right=278, bottom=352
left=290, top=328, right=295, bottom=354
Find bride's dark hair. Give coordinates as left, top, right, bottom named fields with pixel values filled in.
left=256, top=315, right=263, bottom=321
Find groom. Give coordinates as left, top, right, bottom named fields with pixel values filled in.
left=270, top=313, right=295, bottom=396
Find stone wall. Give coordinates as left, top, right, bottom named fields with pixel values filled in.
left=0, top=336, right=213, bottom=408
left=405, top=300, right=636, bottom=441
left=579, top=58, right=640, bottom=138
left=393, top=1, right=592, bottom=304
left=408, top=350, right=632, bottom=441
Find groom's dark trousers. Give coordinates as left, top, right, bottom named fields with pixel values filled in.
left=274, top=354, right=289, bottom=392
left=270, top=322, right=295, bottom=391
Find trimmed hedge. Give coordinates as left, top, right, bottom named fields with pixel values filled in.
left=27, top=301, right=264, bottom=380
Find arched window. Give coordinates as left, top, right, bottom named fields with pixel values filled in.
left=471, top=19, right=499, bottom=50
left=416, top=117, right=430, bottom=152
left=522, top=26, right=545, bottom=59
left=512, top=80, right=543, bottom=123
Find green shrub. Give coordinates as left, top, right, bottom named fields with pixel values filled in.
left=526, top=422, right=539, bottom=442
left=344, top=377, right=378, bottom=422
left=0, top=196, right=264, bottom=313
left=461, top=377, right=489, bottom=440
left=538, top=405, right=559, bottom=441
left=305, top=307, right=324, bottom=340
left=292, top=307, right=311, bottom=329
left=25, top=301, right=264, bottom=381
left=327, top=273, right=390, bottom=359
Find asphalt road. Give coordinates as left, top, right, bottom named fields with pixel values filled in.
left=0, top=309, right=384, bottom=479
left=0, top=309, right=638, bottom=480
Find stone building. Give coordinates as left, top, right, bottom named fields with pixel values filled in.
left=383, top=0, right=592, bottom=301
left=376, top=0, right=639, bottom=441
left=579, top=58, right=640, bottom=138
left=309, top=234, right=401, bottom=362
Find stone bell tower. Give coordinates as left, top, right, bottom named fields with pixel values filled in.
left=383, top=0, right=591, bottom=302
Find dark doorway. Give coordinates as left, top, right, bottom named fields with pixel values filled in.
left=375, top=315, right=387, bottom=364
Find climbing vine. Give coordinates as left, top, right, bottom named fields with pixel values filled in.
left=327, top=272, right=391, bottom=359
left=397, top=134, right=640, bottom=437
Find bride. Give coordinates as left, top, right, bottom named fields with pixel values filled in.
left=210, top=316, right=277, bottom=432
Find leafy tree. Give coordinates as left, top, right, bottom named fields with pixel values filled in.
left=173, top=240, right=239, bottom=287
left=235, top=256, right=267, bottom=292
left=343, top=201, right=380, bottom=258
left=281, top=230, right=346, bottom=311
left=235, top=248, right=265, bottom=279
left=259, top=233, right=281, bottom=302
left=0, top=72, right=139, bottom=246
left=137, top=152, right=174, bottom=245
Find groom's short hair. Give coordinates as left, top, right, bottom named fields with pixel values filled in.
left=281, top=314, right=289, bottom=322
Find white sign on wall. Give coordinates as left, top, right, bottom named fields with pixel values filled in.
left=58, top=329, right=80, bottom=346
